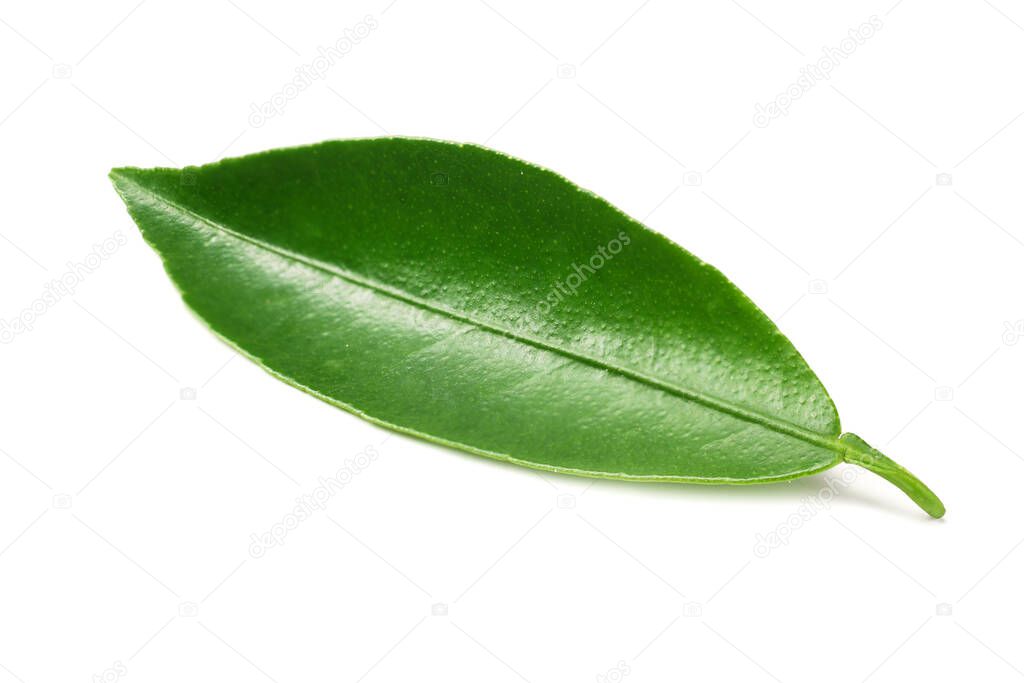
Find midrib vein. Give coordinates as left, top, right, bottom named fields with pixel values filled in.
left=123, top=176, right=842, bottom=456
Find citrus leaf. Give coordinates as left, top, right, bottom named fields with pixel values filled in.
left=109, top=138, right=944, bottom=517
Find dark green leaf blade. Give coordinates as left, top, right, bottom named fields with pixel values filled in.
left=109, top=138, right=943, bottom=517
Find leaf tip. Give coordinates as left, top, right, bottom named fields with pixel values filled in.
left=108, top=166, right=139, bottom=186
left=108, top=167, right=136, bottom=198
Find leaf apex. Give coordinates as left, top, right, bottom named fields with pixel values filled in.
left=109, top=168, right=140, bottom=196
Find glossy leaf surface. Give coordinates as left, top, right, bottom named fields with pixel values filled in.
left=110, top=138, right=944, bottom=517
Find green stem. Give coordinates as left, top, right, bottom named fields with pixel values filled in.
left=839, top=433, right=945, bottom=518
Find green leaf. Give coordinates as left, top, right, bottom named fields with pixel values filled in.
left=109, top=138, right=944, bottom=518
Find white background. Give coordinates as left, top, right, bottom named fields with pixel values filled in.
left=1, top=1, right=1023, bottom=681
